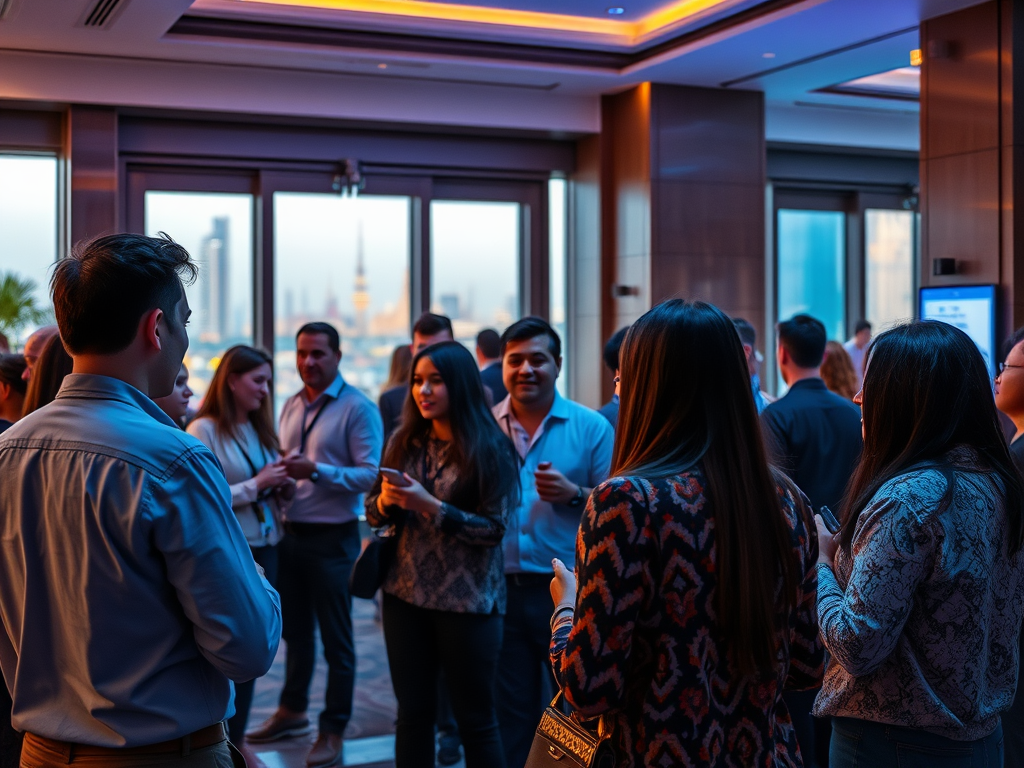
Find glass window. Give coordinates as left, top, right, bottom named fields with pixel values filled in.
left=274, top=193, right=411, bottom=412
left=430, top=200, right=520, bottom=348
left=145, top=192, right=254, bottom=405
left=777, top=209, right=846, bottom=341
left=865, top=208, right=915, bottom=332
left=549, top=178, right=567, bottom=396
left=0, top=154, right=59, bottom=347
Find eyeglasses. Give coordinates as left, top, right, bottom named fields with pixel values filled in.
left=998, top=362, right=1024, bottom=375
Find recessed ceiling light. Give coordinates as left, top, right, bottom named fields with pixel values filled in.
left=607, top=7, right=625, bottom=15
left=378, top=63, right=388, bottom=69
left=762, top=52, right=776, bottom=59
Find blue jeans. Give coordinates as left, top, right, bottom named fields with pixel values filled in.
left=278, top=521, right=361, bottom=736
left=831, top=717, right=1003, bottom=768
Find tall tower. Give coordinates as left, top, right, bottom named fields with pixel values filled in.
left=199, top=217, right=229, bottom=343
left=352, top=221, right=370, bottom=337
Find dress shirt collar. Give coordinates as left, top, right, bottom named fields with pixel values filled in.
left=787, top=377, right=828, bottom=393
left=493, top=390, right=570, bottom=424
left=304, top=371, right=346, bottom=405
left=57, top=373, right=177, bottom=428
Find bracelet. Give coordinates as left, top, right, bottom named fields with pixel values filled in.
left=549, top=605, right=574, bottom=631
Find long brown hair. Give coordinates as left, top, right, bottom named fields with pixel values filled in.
left=384, top=344, right=413, bottom=391
left=613, top=300, right=803, bottom=676
left=195, top=345, right=279, bottom=453
left=23, top=334, right=74, bottom=416
left=838, top=321, right=1024, bottom=554
left=821, top=340, right=859, bottom=400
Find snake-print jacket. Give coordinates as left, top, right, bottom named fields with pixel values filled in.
left=814, top=447, right=1024, bottom=741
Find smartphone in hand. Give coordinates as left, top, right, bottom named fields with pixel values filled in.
left=380, top=467, right=412, bottom=487
left=818, top=505, right=841, bottom=535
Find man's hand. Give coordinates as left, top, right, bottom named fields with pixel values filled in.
left=550, top=558, right=577, bottom=607
left=283, top=450, right=317, bottom=480
left=254, top=460, right=290, bottom=491
left=534, top=461, right=580, bottom=504
left=379, top=473, right=443, bottom=523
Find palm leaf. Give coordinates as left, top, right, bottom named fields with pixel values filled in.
left=0, top=272, right=50, bottom=339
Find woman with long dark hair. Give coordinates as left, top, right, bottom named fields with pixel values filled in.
left=549, top=299, right=823, bottom=767
left=365, top=341, right=519, bottom=768
left=814, top=321, right=1024, bottom=766
left=22, top=334, right=73, bottom=416
left=186, top=345, right=292, bottom=752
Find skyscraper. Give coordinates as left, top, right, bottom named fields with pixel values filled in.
left=352, top=221, right=370, bottom=337
left=199, top=217, right=229, bottom=343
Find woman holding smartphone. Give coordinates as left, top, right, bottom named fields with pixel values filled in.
left=365, top=341, right=519, bottom=768
left=186, top=345, right=293, bottom=751
left=814, top=321, right=1024, bottom=767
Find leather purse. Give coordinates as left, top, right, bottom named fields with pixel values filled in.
left=349, top=535, right=397, bottom=600
left=525, top=692, right=616, bottom=768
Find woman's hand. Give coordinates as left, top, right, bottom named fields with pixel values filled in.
left=254, top=460, right=290, bottom=492
left=815, top=515, right=839, bottom=567
left=550, top=558, right=577, bottom=608
left=379, top=473, right=442, bottom=522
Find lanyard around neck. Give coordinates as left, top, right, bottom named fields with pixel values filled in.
left=299, top=381, right=345, bottom=453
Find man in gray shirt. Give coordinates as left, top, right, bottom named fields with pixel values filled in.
left=0, top=233, right=281, bottom=768
left=249, top=322, right=383, bottom=768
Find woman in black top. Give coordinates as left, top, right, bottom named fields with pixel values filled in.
left=366, top=341, right=519, bottom=768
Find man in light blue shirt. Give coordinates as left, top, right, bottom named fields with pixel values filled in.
left=492, top=317, right=613, bottom=768
left=0, top=234, right=281, bottom=766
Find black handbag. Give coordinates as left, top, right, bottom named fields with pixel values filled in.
left=349, top=535, right=397, bottom=599
left=525, top=692, right=616, bottom=768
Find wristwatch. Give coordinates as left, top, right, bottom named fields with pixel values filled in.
left=567, top=485, right=584, bottom=507
left=309, top=469, right=320, bottom=483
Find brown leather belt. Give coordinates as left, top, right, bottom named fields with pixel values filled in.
left=25, top=722, right=227, bottom=757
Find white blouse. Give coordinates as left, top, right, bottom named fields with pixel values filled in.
left=187, top=417, right=285, bottom=547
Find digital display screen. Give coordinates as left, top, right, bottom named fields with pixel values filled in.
left=919, top=285, right=997, bottom=377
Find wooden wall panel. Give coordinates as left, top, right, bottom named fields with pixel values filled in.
left=69, top=106, right=118, bottom=243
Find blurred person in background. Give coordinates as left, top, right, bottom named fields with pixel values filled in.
left=152, top=362, right=193, bottom=428
left=366, top=341, right=520, bottom=768
left=187, top=345, right=294, bottom=757
left=598, top=327, right=627, bottom=428
left=0, top=354, right=27, bottom=431
left=476, top=328, right=507, bottom=403
left=815, top=321, right=1024, bottom=767
left=732, top=317, right=773, bottom=413
left=380, top=313, right=454, bottom=443
left=843, top=320, right=871, bottom=385
left=820, top=341, right=859, bottom=401
left=993, top=325, right=1024, bottom=766
left=0, top=332, right=9, bottom=354
left=22, top=333, right=73, bottom=416
left=19, top=325, right=57, bottom=382
left=549, top=300, right=823, bottom=767
left=383, top=344, right=413, bottom=394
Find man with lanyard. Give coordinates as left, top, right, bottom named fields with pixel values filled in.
left=491, top=317, right=614, bottom=768
left=248, top=322, right=383, bottom=768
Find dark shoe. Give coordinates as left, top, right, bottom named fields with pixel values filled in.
left=246, top=709, right=311, bottom=743
left=437, top=732, right=462, bottom=766
left=306, top=732, right=344, bottom=768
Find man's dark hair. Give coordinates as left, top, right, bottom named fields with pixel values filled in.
left=413, top=312, right=453, bottom=339
left=732, top=317, right=756, bottom=348
left=476, top=328, right=501, bottom=359
left=0, top=354, right=27, bottom=396
left=1003, top=326, right=1024, bottom=360
left=500, top=317, right=561, bottom=359
left=296, top=322, right=340, bottom=354
left=854, top=319, right=872, bottom=334
left=777, top=314, right=827, bottom=368
left=602, top=327, right=628, bottom=372
left=52, top=233, right=197, bottom=355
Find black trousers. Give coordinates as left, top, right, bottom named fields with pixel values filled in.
left=278, top=521, right=361, bottom=735
left=229, top=544, right=279, bottom=745
left=496, top=577, right=556, bottom=768
left=382, top=593, right=505, bottom=768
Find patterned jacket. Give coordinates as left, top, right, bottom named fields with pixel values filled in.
left=814, top=447, right=1024, bottom=740
left=550, top=469, right=823, bottom=768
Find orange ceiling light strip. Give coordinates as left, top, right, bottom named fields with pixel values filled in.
left=238, top=0, right=739, bottom=42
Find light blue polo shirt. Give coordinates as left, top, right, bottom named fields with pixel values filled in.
left=493, top=392, right=614, bottom=574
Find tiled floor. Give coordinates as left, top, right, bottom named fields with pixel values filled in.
left=245, top=597, right=466, bottom=768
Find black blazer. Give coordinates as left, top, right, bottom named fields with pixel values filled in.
left=479, top=362, right=507, bottom=403
left=760, top=378, right=863, bottom=513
